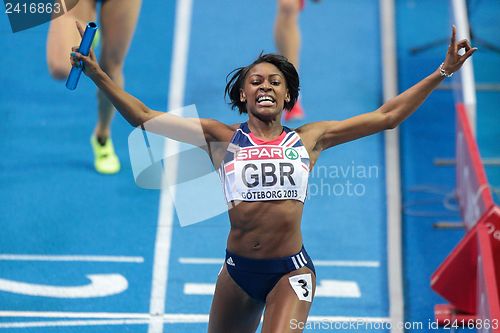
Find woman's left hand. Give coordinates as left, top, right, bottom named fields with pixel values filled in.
left=441, top=25, right=477, bottom=75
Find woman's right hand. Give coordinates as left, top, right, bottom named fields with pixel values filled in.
left=69, top=21, right=101, bottom=78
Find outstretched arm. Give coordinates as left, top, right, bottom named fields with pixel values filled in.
left=70, top=22, right=233, bottom=146
left=298, top=26, right=476, bottom=152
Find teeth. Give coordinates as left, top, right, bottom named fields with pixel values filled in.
left=257, top=96, right=275, bottom=103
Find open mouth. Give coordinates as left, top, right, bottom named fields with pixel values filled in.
left=256, top=95, right=276, bottom=107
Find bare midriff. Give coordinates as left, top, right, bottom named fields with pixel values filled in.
left=226, top=199, right=304, bottom=259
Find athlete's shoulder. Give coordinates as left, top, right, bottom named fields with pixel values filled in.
left=293, top=122, right=316, bottom=135
left=292, top=121, right=333, bottom=152
left=294, top=120, right=339, bottom=135
left=200, top=119, right=237, bottom=143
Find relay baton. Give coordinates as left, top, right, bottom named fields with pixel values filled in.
left=66, top=22, right=98, bottom=90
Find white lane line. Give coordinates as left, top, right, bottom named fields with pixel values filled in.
left=179, top=258, right=223, bottom=264
left=0, top=319, right=150, bottom=329
left=0, top=311, right=149, bottom=319
left=184, top=280, right=362, bottom=298
left=315, top=260, right=380, bottom=268
left=380, top=1, right=404, bottom=333
left=0, top=314, right=390, bottom=328
left=452, top=0, right=477, bottom=134
left=315, top=280, right=361, bottom=298
left=179, top=257, right=380, bottom=267
left=147, top=0, right=193, bottom=333
left=183, top=283, right=215, bottom=295
left=0, top=255, right=143, bottom=263
left=0, top=312, right=208, bottom=322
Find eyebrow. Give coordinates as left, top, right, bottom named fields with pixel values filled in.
left=248, top=73, right=284, bottom=79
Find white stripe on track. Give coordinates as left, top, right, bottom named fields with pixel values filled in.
left=147, top=0, right=193, bottom=333
left=0, top=255, right=143, bottom=263
left=179, top=257, right=380, bottom=267
left=0, top=311, right=149, bottom=319
left=452, top=0, right=477, bottom=133
left=0, top=312, right=389, bottom=329
left=0, top=319, right=150, bottom=329
left=179, top=257, right=223, bottom=264
left=379, top=1, right=404, bottom=332
left=314, top=260, right=380, bottom=268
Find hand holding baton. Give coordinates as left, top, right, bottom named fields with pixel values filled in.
left=66, top=22, right=98, bottom=90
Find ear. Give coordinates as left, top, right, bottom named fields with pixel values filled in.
left=240, top=89, right=246, bottom=103
left=285, top=91, right=291, bottom=103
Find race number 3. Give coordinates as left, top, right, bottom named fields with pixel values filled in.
left=289, top=273, right=313, bottom=302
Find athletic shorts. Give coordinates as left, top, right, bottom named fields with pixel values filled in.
left=225, top=246, right=315, bottom=303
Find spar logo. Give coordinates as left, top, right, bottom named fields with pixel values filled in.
left=235, top=147, right=284, bottom=161
left=285, top=148, right=299, bottom=160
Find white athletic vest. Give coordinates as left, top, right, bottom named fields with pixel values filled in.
left=219, top=122, right=310, bottom=203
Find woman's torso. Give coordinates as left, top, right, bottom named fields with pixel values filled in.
left=217, top=122, right=311, bottom=258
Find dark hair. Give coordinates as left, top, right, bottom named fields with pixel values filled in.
left=224, top=53, right=300, bottom=114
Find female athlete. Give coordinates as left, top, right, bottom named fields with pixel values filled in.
left=70, top=23, right=475, bottom=332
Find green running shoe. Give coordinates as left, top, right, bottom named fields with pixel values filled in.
left=90, top=135, right=120, bottom=174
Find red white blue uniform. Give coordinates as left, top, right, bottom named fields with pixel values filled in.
left=219, top=122, right=310, bottom=203
left=218, top=123, right=316, bottom=303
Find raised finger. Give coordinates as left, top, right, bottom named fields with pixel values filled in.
left=450, top=25, right=456, bottom=46
left=447, top=25, right=457, bottom=55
